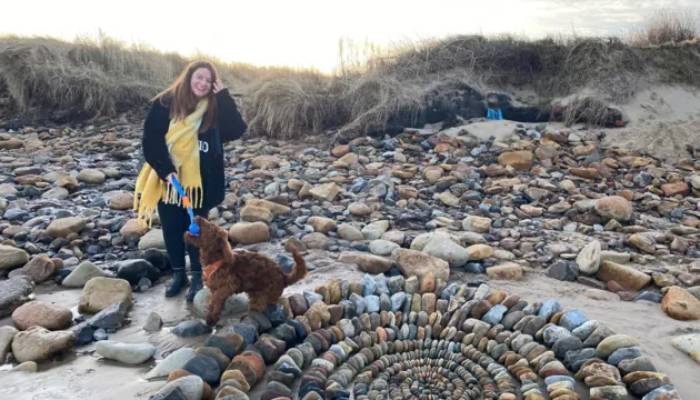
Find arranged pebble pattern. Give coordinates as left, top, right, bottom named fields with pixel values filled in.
left=161, top=273, right=682, bottom=400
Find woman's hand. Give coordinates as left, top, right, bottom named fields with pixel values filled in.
left=212, top=78, right=226, bottom=94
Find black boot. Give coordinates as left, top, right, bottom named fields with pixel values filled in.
left=186, top=272, right=202, bottom=302
left=165, top=268, right=188, bottom=297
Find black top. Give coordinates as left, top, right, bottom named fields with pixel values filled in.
left=142, top=89, right=247, bottom=210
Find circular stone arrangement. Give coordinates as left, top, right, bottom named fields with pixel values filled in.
left=157, top=273, right=682, bottom=400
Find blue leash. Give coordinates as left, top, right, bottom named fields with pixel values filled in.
left=169, top=175, right=200, bottom=236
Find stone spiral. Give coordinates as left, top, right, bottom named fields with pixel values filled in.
left=169, top=274, right=681, bottom=400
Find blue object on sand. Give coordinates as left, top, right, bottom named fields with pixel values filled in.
left=486, top=107, right=503, bottom=120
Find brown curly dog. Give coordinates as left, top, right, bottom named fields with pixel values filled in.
left=184, top=216, right=307, bottom=326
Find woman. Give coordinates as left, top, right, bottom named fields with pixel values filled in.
left=134, top=60, right=247, bottom=301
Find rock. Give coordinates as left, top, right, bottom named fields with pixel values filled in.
left=661, top=181, right=689, bottom=197
left=437, top=191, right=460, bottom=207
left=96, top=340, right=156, bottom=364
left=78, top=277, right=132, bottom=313
left=245, top=199, right=291, bottom=215
left=596, top=260, right=651, bottom=291
left=119, top=219, right=149, bottom=239
left=0, top=276, right=34, bottom=317
left=547, top=260, right=579, bottom=282
left=46, top=216, right=87, bottom=238
left=144, top=312, right=163, bottom=332
left=486, top=262, right=524, bottom=281
left=331, top=144, right=349, bottom=157
left=338, top=251, right=393, bottom=274
left=601, top=251, right=631, bottom=264
left=62, top=261, right=107, bottom=287
left=661, top=286, right=700, bottom=321
left=333, top=153, right=359, bottom=168
left=104, top=190, right=133, bottom=210
left=11, top=326, right=74, bottom=362
left=145, top=347, right=198, bottom=379
left=466, top=244, right=493, bottom=260
left=422, top=232, right=469, bottom=267
left=251, top=155, right=279, bottom=169
left=309, top=182, right=340, bottom=202
left=42, top=187, right=69, bottom=200
left=115, top=259, right=161, bottom=286
left=15, top=254, right=55, bottom=283
left=560, top=310, right=588, bottom=331
left=240, top=205, right=273, bottom=223
left=361, top=220, right=390, bottom=240
left=670, top=334, right=700, bottom=364
left=183, top=354, right=221, bottom=385
left=172, top=320, right=212, bottom=337
left=307, top=216, right=336, bottom=233
left=12, top=361, right=38, bottom=373
left=138, top=229, right=166, bottom=250
left=685, top=286, right=700, bottom=301
left=55, top=175, right=79, bottom=191
left=462, top=216, right=492, bottom=233
left=594, top=196, right=633, bottom=221
left=619, top=357, right=657, bottom=375
left=348, top=202, right=372, bottom=216
left=228, top=222, right=269, bottom=244
left=497, top=150, right=534, bottom=170
left=301, top=232, right=329, bottom=250
left=641, top=385, right=681, bottom=400
left=590, top=386, right=628, bottom=400
left=368, top=239, right=400, bottom=256
left=151, top=375, right=204, bottom=400
left=0, top=138, right=23, bottom=149
left=628, top=233, right=657, bottom=254
left=0, top=326, right=18, bottom=362
left=394, top=248, right=449, bottom=282
left=77, top=168, right=106, bottom=184
left=86, top=302, right=129, bottom=332
left=337, top=223, right=364, bottom=241
left=11, top=300, right=72, bottom=330
left=382, top=230, right=406, bottom=245
left=482, top=304, right=508, bottom=325
left=577, top=240, right=601, bottom=275
left=0, top=244, right=29, bottom=271
left=596, top=334, right=639, bottom=359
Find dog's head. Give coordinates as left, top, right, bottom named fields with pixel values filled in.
left=184, top=216, right=228, bottom=249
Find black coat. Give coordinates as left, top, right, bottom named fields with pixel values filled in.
left=142, top=89, right=247, bottom=210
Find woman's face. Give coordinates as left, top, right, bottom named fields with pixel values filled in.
left=190, top=67, right=213, bottom=99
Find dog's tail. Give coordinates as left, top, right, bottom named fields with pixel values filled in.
left=283, top=247, right=308, bottom=285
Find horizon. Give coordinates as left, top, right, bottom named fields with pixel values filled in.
left=4, top=0, right=700, bottom=73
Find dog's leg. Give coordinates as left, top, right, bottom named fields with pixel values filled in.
left=207, top=288, right=229, bottom=326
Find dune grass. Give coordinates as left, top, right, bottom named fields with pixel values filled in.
left=1, top=9, right=699, bottom=138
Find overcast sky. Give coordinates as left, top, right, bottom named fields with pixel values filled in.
left=3, top=0, right=699, bottom=72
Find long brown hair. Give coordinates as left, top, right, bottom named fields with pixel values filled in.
left=153, top=60, right=219, bottom=133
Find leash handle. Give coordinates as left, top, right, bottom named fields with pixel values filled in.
left=169, top=174, right=200, bottom=235
left=169, top=174, right=186, bottom=198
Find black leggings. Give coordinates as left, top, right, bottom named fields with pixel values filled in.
left=158, top=201, right=209, bottom=274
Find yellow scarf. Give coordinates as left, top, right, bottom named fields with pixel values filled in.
left=133, top=99, right=208, bottom=227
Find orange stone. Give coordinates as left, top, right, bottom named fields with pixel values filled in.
left=662, top=181, right=690, bottom=197
left=331, top=144, right=350, bottom=157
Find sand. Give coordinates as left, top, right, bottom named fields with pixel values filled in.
left=604, top=85, right=700, bottom=162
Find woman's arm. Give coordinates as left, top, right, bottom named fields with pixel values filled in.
left=215, top=88, right=247, bottom=142
left=142, top=101, right=177, bottom=180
